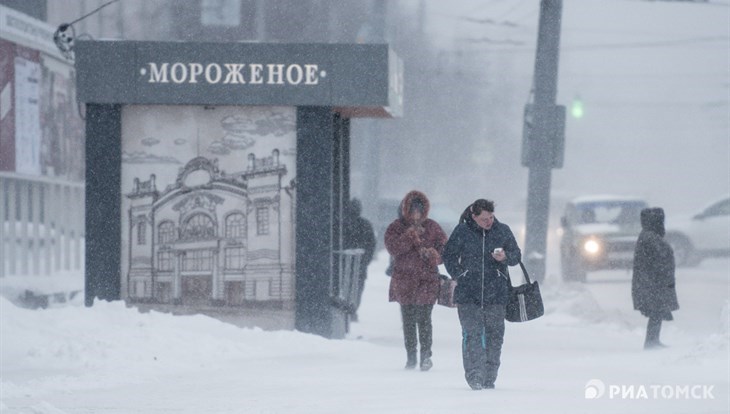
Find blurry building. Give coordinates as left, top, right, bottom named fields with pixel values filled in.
left=1, top=3, right=84, bottom=279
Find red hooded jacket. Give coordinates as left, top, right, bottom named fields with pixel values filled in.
left=384, top=191, right=448, bottom=305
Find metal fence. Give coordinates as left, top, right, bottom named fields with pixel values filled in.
left=0, top=173, right=85, bottom=278
left=331, top=248, right=364, bottom=312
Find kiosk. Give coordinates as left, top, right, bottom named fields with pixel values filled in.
left=75, top=41, right=402, bottom=339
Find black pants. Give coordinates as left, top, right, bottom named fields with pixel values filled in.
left=400, top=304, right=434, bottom=361
left=645, top=317, right=663, bottom=347
left=457, top=304, right=506, bottom=386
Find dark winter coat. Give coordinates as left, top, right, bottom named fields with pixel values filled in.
left=385, top=191, right=448, bottom=305
left=343, top=202, right=376, bottom=281
left=442, top=216, right=521, bottom=306
left=632, top=208, right=679, bottom=320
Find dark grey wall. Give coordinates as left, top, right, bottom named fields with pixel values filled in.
left=293, top=108, right=352, bottom=338
left=296, top=107, right=336, bottom=337
left=84, top=104, right=122, bottom=306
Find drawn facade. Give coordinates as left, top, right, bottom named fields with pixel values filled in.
left=120, top=106, right=296, bottom=311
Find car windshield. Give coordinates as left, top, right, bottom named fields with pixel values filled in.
left=570, top=201, right=647, bottom=226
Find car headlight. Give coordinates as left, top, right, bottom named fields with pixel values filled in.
left=583, top=238, right=601, bottom=255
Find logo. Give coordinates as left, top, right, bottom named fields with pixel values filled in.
left=585, top=379, right=606, bottom=399
left=584, top=379, right=715, bottom=400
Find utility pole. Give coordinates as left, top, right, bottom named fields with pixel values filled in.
left=521, top=0, right=565, bottom=283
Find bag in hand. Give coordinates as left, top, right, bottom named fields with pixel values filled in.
left=437, top=275, right=457, bottom=308
left=505, top=261, right=544, bottom=322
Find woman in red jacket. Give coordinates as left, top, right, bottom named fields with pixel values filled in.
left=384, top=190, right=448, bottom=371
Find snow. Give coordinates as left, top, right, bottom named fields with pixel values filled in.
left=1, top=1, right=727, bottom=412
left=1, top=250, right=728, bottom=414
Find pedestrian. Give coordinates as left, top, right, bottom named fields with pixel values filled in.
left=343, top=198, right=376, bottom=322
left=632, top=207, right=679, bottom=350
left=384, top=190, right=448, bottom=371
left=442, top=199, right=521, bottom=390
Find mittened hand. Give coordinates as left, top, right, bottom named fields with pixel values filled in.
left=406, top=227, right=418, bottom=238
left=419, top=247, right=441, bottom=266
left=406, top=226, right=423, bottom=244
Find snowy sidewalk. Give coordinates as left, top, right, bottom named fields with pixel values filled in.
left=1, top=251, right=728, bottom=414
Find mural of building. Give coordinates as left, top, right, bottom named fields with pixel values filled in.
left=124, top=151, right=294, bottom=309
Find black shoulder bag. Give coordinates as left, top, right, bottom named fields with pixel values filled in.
left=504, top=261, right=544, bottom=322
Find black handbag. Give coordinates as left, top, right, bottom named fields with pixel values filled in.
left=437, top=275, right=457, bottom=308
left=505, top=261, right=544, bottom=322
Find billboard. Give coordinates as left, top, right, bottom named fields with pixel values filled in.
left=120, top=105, right=296, bottom=310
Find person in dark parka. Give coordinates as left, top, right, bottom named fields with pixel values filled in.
left=343, top=198, right=376, bottom=321
left=385, top=190, right=448, bottom=371
left=442, top=199, right=521, bottom=390
left=632, top=207, right=679, bottom=350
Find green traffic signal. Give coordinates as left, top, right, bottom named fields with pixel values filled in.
left=571, top=97, right=584, bottom=119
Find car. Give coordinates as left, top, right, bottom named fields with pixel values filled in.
left=559, top=195, right=648, bottom=282
left=665, top=196, right=730, bottom=266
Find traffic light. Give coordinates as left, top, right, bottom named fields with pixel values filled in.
left=571, top=96, right=584, bottom=119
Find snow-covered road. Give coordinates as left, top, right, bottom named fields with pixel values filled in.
left=1, top=251, right=728, bottom=414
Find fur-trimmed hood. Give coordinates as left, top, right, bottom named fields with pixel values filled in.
left=400, top=190, right=430, bottom=223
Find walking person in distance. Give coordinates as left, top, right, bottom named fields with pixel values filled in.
left=384, top=190, right=448, bottom=371
left=442, top=199, right=521, bottom=390
left=343, top=198, right=376, bottom=322
left=632, top=207, right=679, bottom=350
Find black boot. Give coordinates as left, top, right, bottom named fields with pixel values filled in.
left=466, top=373, right=484, bottom=390
left=644, top=317, right=665, bottom=350
left=405, top=353, right=417, bottom=370
left=420, top=356, right=433, bottom=371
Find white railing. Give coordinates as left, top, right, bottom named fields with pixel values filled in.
left=0, top=172, right=85, bottom=278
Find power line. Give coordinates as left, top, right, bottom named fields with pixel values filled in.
left=67, top=0, right=120, bottom=26
left=635, top=0, right=729, bottom=6
left=561, top=71, right=728, bottom=79
left=466, top=35, right=728, bottom=53
left=564, top=36, right=728, bottom=51
left=495, top=0, right=534, bottom=20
